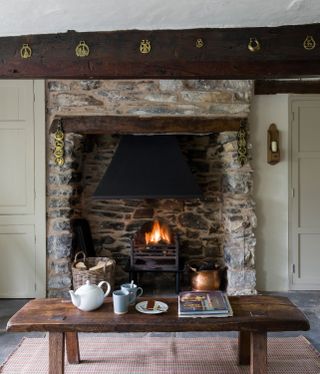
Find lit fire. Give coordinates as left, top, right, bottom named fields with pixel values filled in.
left=145, top=220, right=172, bottom=245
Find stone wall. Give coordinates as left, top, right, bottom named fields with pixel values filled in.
left=46, top=79, right=256, bottom=297
left=47, top=134, right=84, bottom=297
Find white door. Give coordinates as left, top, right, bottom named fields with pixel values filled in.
left=0, top=80, right=45, bottom=298
left=290, top=96, right=320, bottom=289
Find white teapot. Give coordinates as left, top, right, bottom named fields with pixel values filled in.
left=69, top=280, right=111, bottom=311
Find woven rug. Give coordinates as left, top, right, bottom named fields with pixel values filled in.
left=1, top=336, right=319, bottom=373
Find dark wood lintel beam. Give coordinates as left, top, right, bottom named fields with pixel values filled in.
left=2, top=24, right=320, bottom=79
left=50, top=115, right=242, bottom=134
left=255, top=79, right=320, bottom=94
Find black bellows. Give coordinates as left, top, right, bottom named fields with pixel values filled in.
left=71, top=218, right=96, bottom=259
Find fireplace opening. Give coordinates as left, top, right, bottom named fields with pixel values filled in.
left=47, top=127, right=256, bottom=297
left=129, top=219, right=181, bottom=293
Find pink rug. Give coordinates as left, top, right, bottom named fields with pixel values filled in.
left=1, top=336, right=319, bottom=373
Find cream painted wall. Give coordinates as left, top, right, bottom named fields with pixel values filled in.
left=249, top=95, right=289, bottom=291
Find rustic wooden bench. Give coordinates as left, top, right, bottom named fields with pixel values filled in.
left=7, top=295, right=309, bottom=374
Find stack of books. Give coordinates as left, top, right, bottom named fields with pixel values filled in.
left=178, top=290, right=233, bottom=318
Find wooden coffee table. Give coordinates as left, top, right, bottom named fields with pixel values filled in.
left=7, top=295, right=309, bottom=374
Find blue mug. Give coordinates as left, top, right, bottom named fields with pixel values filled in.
left=112, top=289, right=130, bottom=314
left=121, top=283, right=143, bottom=305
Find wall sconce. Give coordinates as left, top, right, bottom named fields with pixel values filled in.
left=267, top=123, right=280, bottom=165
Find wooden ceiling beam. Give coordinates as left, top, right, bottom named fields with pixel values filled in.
left=255, top=79, right=320, bottom=94
left=1, top=24, right=320, bottom=79
left=50, top=115, right=242, bottom=134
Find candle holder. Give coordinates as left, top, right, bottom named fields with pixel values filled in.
left=267, top=123, right=280, bottom=165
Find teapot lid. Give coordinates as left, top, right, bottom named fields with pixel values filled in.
left=84, top=280, right=93, bottom=287
left=76, top=280, right=99, bottom=294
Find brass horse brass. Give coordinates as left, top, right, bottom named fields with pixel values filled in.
left=196, top=38, right=204, bottom=48
left=248, top=38, right=261, bottom=52
left=303, top=36, right=316, bottom=50
left=140, top=40, right=151, bottom=54
left=237, top=120, right=248, bottom=166
left=75, top=41, right=90, bottom=57
left=54, top=122, right=65, bottom=166
left=20, top=44, right=32, bottom=59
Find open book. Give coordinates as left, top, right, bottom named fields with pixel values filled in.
left=178, top=291, right=233, bottom=318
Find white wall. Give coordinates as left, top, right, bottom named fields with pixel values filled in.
left=0, top=1, right=320, bottom=37
left=249, top=95, right=289, bottom=291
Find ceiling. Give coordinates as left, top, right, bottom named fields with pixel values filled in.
left=0, top=0, right=319, bottom=37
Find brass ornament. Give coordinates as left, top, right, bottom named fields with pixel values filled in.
left=248, top=38, right=261, bottom=52
left=303, top=35, right=316, bottom=50
left=196, top=38, right=204, bottom=48
left=54, top=121, right=65, bottom=166
left=20, top=44, right=32, bottom=59
left=139, top=40, right=151, bottom=54
left=75, top=41, right=90, bottom=57
left=237, top=120, right=248, bottom=166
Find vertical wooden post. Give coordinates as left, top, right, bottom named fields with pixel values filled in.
left=66, top=331, right=80, bottom=364
left=238, top=331, right=251, bottom=365
left=250, top=331, right=267, bottom=374
left=49, top=332, right=65, bottom=374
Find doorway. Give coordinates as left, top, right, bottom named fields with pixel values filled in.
left=289, top=95, right=320, bottom=290
left=0, top=80, right=46, bottom=297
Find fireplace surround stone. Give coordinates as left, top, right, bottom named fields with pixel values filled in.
left=46, top=79, right=256, bottom=297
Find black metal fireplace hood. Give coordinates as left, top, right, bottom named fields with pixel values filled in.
left=93, top=135, right=202, bottom=199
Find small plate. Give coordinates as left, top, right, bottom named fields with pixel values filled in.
left=135, top=300, right=168, bottom=314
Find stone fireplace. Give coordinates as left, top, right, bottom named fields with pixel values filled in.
left=46, top=79, right=256, bottom=297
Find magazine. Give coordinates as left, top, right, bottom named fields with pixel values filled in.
left=178, top=291, right=233, bottom=318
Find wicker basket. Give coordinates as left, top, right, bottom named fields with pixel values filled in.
left=72, top=251, right=116, bottom=290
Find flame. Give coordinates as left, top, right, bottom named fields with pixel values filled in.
left=145, top=220, right=172, bottom=245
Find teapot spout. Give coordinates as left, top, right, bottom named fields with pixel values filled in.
left=69, top=290, right=81, bottom=307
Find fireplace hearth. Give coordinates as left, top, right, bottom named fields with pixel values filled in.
left=129, top=219, right=180, bottom=293
left=129, top=220, right=181, bottom=293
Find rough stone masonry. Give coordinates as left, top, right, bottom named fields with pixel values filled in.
left=46, top=79, right=256, bottom=297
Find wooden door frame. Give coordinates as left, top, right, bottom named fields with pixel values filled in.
left=288, top=94, right=296, bottom=290
left=34, top=80, right=46, bottom=297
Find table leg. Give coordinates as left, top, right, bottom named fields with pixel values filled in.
left=250, top=331, right=267, bottom=374
left=66, top=332, right=80, bottom=364
left=238, top=331, right=250, bottom=365
left=49, top=332, right=65, bottom=374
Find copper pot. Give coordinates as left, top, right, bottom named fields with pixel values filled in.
left=188, top=260, right=225, bottom=291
